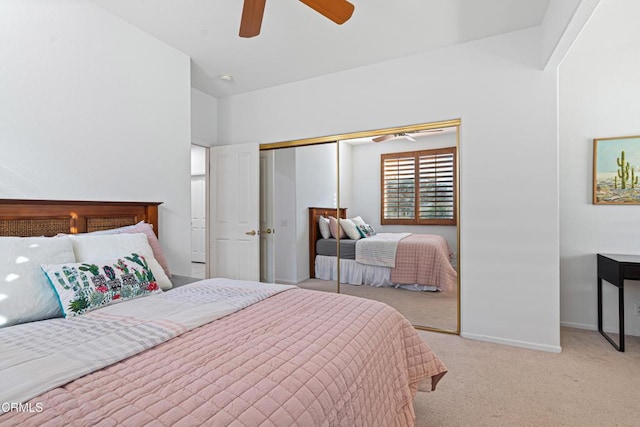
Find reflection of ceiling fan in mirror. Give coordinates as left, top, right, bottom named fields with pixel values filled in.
left=372, top=129, right=444, bottom=143
left=239, top=0, right=355, bottom=38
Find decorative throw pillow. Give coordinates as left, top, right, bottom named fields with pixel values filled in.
left=69, top=233, right=172, bottom=290
left=318, top=216, right=331, bottom=239
left=42, top=253, right=163, bottom=317
left=0, top=236, right=76, bottom=327
left=328, top=216, right=346, bottom=239
left=340, top=218, right=361, bottom=240
left=357, top=224, right=376, bottom=238
left=351, top=216, right=366, bottom=227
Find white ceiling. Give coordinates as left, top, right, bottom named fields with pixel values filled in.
left=90, top=0, right=551, bottom=98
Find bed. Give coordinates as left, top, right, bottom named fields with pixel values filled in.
left=0, top=199, right=447, bottom=426
left=308, top=207, right=457, bottom=292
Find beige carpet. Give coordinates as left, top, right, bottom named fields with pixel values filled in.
left=297, top=278, right=457, bottom=331
left=413, top=327, right=640, bottom=426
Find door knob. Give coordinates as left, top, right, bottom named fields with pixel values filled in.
left=264, top=228, right=273, bottom=234
left=245, top=230, right=257, bottom=236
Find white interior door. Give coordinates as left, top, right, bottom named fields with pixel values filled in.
left=210, top=143, right=260, bottom=280
left=191, top=175, right=206, bottom=263
left=260, top=151, right=275, bottom=282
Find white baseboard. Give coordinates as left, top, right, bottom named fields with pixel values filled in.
left=560, top=322, right=627, bottom=335
left=560, top=321, right=597, bottom=331
left=461, top=332, right=562, bottom=353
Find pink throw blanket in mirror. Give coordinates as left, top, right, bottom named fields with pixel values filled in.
left=391, top=234, right=457, bottom=291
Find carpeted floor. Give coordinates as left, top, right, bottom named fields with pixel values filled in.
left=413, top=327, right=640, bottom=426
left=297, top=278, right=457, bottom=331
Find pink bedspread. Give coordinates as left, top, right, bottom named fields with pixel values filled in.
left=391, top=234, right=457, bottom=292
left=1, top=289, right=446, bottom=426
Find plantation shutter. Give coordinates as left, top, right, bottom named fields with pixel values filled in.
left=382, top=154, right=416, bottom=220
left=381, top=147, right=456, bottom=225
left=419, top=150, right=455, bottom=221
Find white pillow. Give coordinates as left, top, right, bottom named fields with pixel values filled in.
left=318, top=216, right=331, bottom=239
left=351, top=216, right=366, bottom=227
left=340, top=218, right=361, bottom=240
left=69, top=233, right=172, bottom=290
left=0, top=236, right=75, bottom=327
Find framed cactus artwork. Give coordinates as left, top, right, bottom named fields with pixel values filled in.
left=593, top=135, right=640, bottom=204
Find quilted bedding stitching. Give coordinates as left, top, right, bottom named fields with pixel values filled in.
left=0, top=289, right=446, bottom=427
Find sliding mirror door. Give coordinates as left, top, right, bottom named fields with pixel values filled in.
left=259, top=119, right=460, bottom=333
left=260, top=143, right=339, bottom=293
left=337, top=125, right=459, bottom=332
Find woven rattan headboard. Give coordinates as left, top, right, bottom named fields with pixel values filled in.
left=0, top=199, right=161, bottom=237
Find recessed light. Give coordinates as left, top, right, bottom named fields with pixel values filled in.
left=218, top=74, right=233, bottom=82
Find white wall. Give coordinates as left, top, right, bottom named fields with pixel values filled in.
left=541, top=0, right=602, bottom=70
left=346, top=132, right=458, bottom=263
left=560, top=0, right=640, bottom=335
left=273, top=143, right=346, bottom=283
left=0, top=0, right=192, bottom=275
left=295, top=144, right=338, bottom=282
left=219, top=27, right=560, bottom=351
left=541, top=0, right=582, bottom=67
left=274, top=148, right=297, bottom=284
left=339, top=141, right=353, bottom=211
left=272, top=144, right=339, bottom=283
left=191, top=88, right=218, bottom=146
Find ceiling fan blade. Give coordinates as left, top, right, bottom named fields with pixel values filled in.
left=372, top=135, right=396, bottom=143
left=239, top=0, right=266, bottom=38
left=299, top=0, right=355, bottom=25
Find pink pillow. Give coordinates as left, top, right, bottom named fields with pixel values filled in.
left=76, top=221, right=171, bottom=277
left=328, top=216, right=346, bottom=239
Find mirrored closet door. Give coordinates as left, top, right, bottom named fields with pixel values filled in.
left=259, top=119, right=460, bottom=333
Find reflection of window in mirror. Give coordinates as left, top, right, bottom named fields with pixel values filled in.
left=381, top=147, right=456, bottom=226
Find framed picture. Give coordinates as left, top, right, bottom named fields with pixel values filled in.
left=593, top=135, right=640, bottom=204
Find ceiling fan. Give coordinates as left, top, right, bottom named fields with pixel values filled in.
left=239, top=0, right=355, bottom=38
left=372, top=129, right=444, bottom=143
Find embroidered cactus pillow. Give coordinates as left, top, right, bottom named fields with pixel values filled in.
left=41, top=253, right=162, bottom=317
left=357, top=224, right=376, bottom=238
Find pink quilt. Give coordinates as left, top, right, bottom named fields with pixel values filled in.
left=1, top=289, right=446, bottom=426
left=391, top=234, right=457, bottom=292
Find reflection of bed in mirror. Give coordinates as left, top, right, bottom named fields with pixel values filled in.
left=308, top=207, right=457, bottom=292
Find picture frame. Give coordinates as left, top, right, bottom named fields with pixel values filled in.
left=593, top=135, right=640, bottom=204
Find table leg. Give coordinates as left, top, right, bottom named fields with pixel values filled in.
left=619, top=286, right=625, bottom=352
left=597, top=277, right=624, bottom=352
left=597, top=277, right=603, bottom=332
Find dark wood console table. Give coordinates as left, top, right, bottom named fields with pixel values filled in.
left=597, top=253, right=640, bottom=352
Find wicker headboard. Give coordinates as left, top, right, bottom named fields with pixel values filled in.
left=308, top=207, right=346, bottom=279
left=0, top=199, right=161, bottom=237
